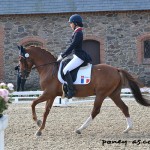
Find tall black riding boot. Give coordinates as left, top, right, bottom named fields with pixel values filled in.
left=64, top=71, right=75, bottom=99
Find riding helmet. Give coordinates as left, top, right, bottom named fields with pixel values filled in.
left=68, top=14, right=83, bottom=27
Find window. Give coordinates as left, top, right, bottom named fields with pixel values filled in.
left=144, top=40, right=150, bottom=58
left=82, top=40, right=100, bottom=65
left=137, top=33, right=150, bottom=64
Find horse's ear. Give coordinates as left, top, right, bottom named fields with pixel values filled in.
left=17, top=45, right=21, bottom=50
left=20, top=45, right=25, bottom=55
left=20, top=45, right=24, bottom=53
left=20, top=45, right=23, bottom=50
left=17, top=45, right=22, bottom=56
left=17, top=45, right=25, bottom=57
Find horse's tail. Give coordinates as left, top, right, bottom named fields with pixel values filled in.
left=118, top=69, right=150, bottom=106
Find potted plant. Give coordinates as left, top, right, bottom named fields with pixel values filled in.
left=0, top=83, right=14, bottom=117
left=0, top=82, right=14, bottom=150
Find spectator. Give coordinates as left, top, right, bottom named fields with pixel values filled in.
left=15, top=64, right=26, bottom=91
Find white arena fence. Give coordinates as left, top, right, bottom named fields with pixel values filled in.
left=10, top=87, right=150, bottom=106
left=11, top=91, right=68, bottom=107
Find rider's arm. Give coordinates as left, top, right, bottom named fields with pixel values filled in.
left=61, top=31, right=82, bottom=58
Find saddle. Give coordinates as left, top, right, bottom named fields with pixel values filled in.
left=60, top=59, right=87, bottom=82
left=58, top=58, right=92, bottom=85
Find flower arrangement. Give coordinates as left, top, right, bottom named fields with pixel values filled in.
left=0, top=82, right=14, bottom=118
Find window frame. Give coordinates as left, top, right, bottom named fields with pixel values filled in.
left=142, top=39, right=150, bottom=64
left=23, top=41, right=43, bottom=48
left=137, top=33, right=150, bottom=65
left=144, top=40, right=150, bottom=59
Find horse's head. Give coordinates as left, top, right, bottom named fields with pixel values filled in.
left=18, top=45, right=34, bottom=79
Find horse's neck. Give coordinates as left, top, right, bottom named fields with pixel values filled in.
left=34, top=57, right=58, bottom=78
left=30, top=47, right=58, bottom=79
left=32, top=49, right=56, bottom=68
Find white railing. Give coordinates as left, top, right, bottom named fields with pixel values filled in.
left=11, top=91, right=70, bottom=106
left=12, top=91, right=43, bottom=103
left=10, top=87, right=150, bottom=105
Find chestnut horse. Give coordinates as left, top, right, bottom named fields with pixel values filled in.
left=18, top=46, right=150, bottom=137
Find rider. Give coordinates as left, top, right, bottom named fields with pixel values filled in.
left=57, top=14, right=92, bottom=99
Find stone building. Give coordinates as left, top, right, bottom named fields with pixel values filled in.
left=0, top=0, right=150, bottom=90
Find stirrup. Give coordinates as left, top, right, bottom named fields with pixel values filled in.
left=67, top=90, right=75, bottom=99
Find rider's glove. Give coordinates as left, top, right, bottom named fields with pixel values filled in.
left=57, top=55, right=63, bottom=62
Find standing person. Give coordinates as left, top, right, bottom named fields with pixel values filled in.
left=15, top=64, right=26, bottom=91
left=57, top=14, right=92, bottom=99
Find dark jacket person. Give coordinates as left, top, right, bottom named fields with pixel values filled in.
left=15, top=65, right=26, bottom=91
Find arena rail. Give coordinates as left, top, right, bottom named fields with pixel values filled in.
left=10, top=87, right=150, bottom=105
left=11, top=91, right=69, bottom=106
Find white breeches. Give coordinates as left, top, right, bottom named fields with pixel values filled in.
left=63, top=55, right=84, bottom=75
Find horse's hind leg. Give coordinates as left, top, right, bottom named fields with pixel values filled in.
left=76, top=94, right=105, bottom=134
left=109, top=92, right=132, bottom=133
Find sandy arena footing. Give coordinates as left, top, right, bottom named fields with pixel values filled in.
left=4, top=99, right=150, bottom=150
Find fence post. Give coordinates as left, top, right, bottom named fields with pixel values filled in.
left=0, top=115, right=8, bottom=150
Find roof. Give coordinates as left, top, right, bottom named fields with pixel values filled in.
left=0, top=0, right=150, bottom=15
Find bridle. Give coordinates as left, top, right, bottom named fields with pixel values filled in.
left=20, top=55, right=59, bottom=79
left=18, top=44, right=60, bottom=78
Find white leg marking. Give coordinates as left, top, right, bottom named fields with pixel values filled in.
left=76, top=115, right=93, bottom=134
left=123, top=117, right=133, bottom=133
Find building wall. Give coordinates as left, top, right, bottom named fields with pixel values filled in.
left=0, top=26, right=5, bottom=82
left=0, top=11, right=150, bottom=90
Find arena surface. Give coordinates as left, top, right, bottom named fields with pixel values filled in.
left=4, top=98, right=150, bottom=150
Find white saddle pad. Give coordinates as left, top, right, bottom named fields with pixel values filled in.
left=58, top=62, right=92, bottom=84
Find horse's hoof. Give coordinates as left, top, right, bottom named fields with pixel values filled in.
left=37, top=120, right=42, bottom=127
left=75, top=129, right=81, bottom=134
left=123, top=127, right=132, bottom=133
left=35, top=131, right=42, bottom=137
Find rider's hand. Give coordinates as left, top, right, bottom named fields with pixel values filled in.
left=57, top=55, right=63, bottom=62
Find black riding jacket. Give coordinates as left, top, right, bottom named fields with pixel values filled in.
left=61, top=28, right=92, bottom=63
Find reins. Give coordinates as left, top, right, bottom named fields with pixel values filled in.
left=31, top=61, right=60, bottom=76
left=31, top=61, right=59, bottom=70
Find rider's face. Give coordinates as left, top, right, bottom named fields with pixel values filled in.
left=69, top=22, right=75, bottom=30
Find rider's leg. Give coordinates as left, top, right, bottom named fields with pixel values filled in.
left=64, top=71, right=75, bottom=99
left=63, top=55, right=84, bottom=75
left=63, top=55, right=84, bottom=99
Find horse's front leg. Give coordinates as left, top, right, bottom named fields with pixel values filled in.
left=31, top=96, right=48, bottom=123
left=31, top=98, right=40, bottom=122
left=35, top=98, right=54, bottom=137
